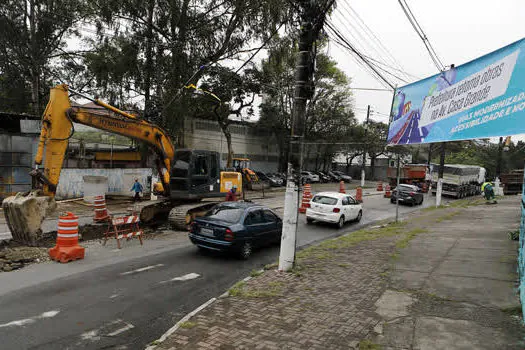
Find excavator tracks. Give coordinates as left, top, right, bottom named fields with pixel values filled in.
left=168, top=202, right=219, bottom=231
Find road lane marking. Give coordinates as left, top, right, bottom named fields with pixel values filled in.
left=159, top=272, right=200, bottom=284
left=108, top=322, right=135, bottom=336
left=0, top=310, right=60, bottom=329
left=120, top=264, right=164, bottom=275
left=109, top=294, right=120, bottom=299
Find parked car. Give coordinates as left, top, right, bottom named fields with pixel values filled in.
left=314, top=171, right=330, bottom=183
left=189, top=202, right=282, bottom=259
left=390, top=184, right=424, bottom=206
left=327, top=171, right=342, bottom=182
left=306, top=192, right=362, bottom=228
left=255, top=171, right=283, bottom=187
left=332, top=171, right=352, bottom=183
left=301, top=171, right=320, bottom=183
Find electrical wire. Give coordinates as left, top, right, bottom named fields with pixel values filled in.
left=397, top=0, right=445, bottom=72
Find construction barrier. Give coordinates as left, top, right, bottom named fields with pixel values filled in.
left=104, top=215, right=143, bottom=249
left=299, top=184, right=313, bottom=213
left=377, top=181, right=383, bottom=191
left=384, top=185, right=392, bottom=198
left=93, top=195, right=110, bottom=222
left=355, top=187, right=363, bottom=203
left=49, top=212, right=85, bottom=263
left=339, top=181, right=346, bottom=194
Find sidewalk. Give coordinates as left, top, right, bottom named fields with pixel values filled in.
left=150, top=196, right=525, bottom=350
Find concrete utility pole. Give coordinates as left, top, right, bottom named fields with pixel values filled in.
left=436, top=142, right=446, bottom=206
left=279, top=0, right=329, bottom=271
left=361, top=105, right=370, bottom=187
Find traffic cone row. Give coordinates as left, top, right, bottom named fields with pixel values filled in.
left=377, top=181, right=383, bottom=191
left=339, top=181, right=346, bottom=194
left=384, top=185, right=392, bottom=198
left=93, top=195, right=110, bottom=222
left=49, top=212, right=85, bottom=263
left=299, top=184, right=313, bottom=213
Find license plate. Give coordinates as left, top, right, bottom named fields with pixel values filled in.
left=200, top=228, right=214, bottom=236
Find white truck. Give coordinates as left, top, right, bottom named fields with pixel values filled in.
left=431, top=164, right=486, bottom=198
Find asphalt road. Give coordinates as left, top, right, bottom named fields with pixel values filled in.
left=0, top=192, right=446, bottom=350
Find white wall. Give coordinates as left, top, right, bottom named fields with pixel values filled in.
left=55, top=168, right=152, bottom=200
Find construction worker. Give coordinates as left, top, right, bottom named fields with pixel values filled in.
left=225, top=185, right=238, bottom=202
left=481, top=180, right=496, bottom=203
left=130, top=178, right=143, bottom=202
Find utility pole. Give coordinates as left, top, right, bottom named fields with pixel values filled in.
left=496, top=136, right=503, bottom=178
left=361, top=105, right=370, bottom=187
left=436, top=142, right=446, bottom=206
left=279, top=0, right=329, bottom=272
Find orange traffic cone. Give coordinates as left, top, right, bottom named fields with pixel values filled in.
left=299, top=184, right=312, bottom=213
left=384, top=185, right=391, bottom=198
left=355, top=186, right=363, bottom=203
left=339, top=181, right=346, bottom=194
left=93, top=195, right=110, bottom=222
left=49, top=212, right=85, bottom=263
left=377, top=181, right=383, bottom=191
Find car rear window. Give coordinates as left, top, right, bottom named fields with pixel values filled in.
left=312, top=196, right=338, bottom=205
left=398, top=185, right=415, bottom=192
left=204, top=206, right=245, bottom=223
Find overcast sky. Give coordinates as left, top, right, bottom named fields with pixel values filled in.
left=328, top=0, right=525, bottom=133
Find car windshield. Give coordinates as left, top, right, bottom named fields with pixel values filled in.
left=312, top=196, right=338, bottom=205
left=204, top=206, right=245, bottom=223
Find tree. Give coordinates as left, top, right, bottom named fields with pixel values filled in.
left=0, top=0, right=89, bottom=114
left=365, top=121, right=388, bottom=179
left=191, top=66, right=261, bottom=167
left=83, top=0, right=296, bottom=142
left=258, top=36, right=356, bottom=171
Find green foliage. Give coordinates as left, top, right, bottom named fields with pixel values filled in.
left=359, top=339, right=381, bottom=350
left=179, top=321, right=197, bottom=329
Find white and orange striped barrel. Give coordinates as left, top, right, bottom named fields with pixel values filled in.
left=93, top=195, right=109, bottom=222
left=57, top=212, right=79, bottom=247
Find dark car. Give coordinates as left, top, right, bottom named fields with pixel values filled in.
left=390, top=184, right=424, bottom=206
left=314, top=171, right=330, bottom=183
left=189, top=202, right=282, bottom=259
left=327, top=171, right=341, bottom=182
left=332, top=171, right=352, bottom=183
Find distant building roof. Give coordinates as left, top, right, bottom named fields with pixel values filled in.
left=0, top=112, right=40, bottom=134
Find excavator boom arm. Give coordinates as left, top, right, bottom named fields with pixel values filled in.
left=34, top=84, right=175, bottom=196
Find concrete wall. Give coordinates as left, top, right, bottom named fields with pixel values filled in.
left=55, top=168, right=152, bottom=200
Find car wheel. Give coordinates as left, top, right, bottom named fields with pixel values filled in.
left=337, top=215, right=345, bottom=229
left=306, top=217, right=314, bottom=224
left=355, top=210, right=362, bottom=222
left=238, top=241, right=252, bottom=260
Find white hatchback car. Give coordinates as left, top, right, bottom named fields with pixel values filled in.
left=306, top=192, right=363, bottom=228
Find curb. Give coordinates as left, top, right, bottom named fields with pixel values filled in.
left=145, top=275, right=256, bottom=349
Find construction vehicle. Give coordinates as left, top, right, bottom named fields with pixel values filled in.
left=500, top=169, right=524, bottom=195
left=430, top=164, right=485, bottom=198
left=387, top=164, right=428, bottom=191
left=2, top=84, right=242, bottom=245
left=232, top=157, right=259, bottom=189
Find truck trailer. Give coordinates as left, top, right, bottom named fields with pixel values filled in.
left=430, top=164, right=485, bottom=198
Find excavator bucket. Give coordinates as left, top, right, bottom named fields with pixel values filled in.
left=2, top=190, right=57, bottom=246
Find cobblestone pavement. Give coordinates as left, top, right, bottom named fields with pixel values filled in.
left=151, top=197, right=525, bottom=350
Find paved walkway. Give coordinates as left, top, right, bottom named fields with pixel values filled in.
left=151, top=196, right=525, bottom=350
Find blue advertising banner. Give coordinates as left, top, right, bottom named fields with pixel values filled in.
left=387, top=37, right=525, bottom=145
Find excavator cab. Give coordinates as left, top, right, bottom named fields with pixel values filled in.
left=170, top=149, right=240, bottom=200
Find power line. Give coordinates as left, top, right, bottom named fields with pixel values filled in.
left=325, top=21, right=395, bottom=90
left=397, top=0, right=445, bottom=72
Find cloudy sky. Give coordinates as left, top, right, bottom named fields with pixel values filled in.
left=327, top=0, right=525, bottom=130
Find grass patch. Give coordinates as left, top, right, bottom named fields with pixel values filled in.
left=179, top=321, right=197, bottom=329
left=263, top=262, right=278, bottom=270
left=421, top=205, right=446, bottom=212
left=396, top=228, right=427, bottom=249
left=250, top=269, right=263, bottom=277
left=359, top=339, right=381, bottom=350
left=501, top=306, right=522, bottom=316
left=337, top=263, right=349, bottom=268
left=228, top=280, right=283, bottom=298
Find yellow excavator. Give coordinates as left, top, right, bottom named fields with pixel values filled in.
left=232, top=157, right=259, bottom=189
left=2, top=84, right=242, bottom=245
